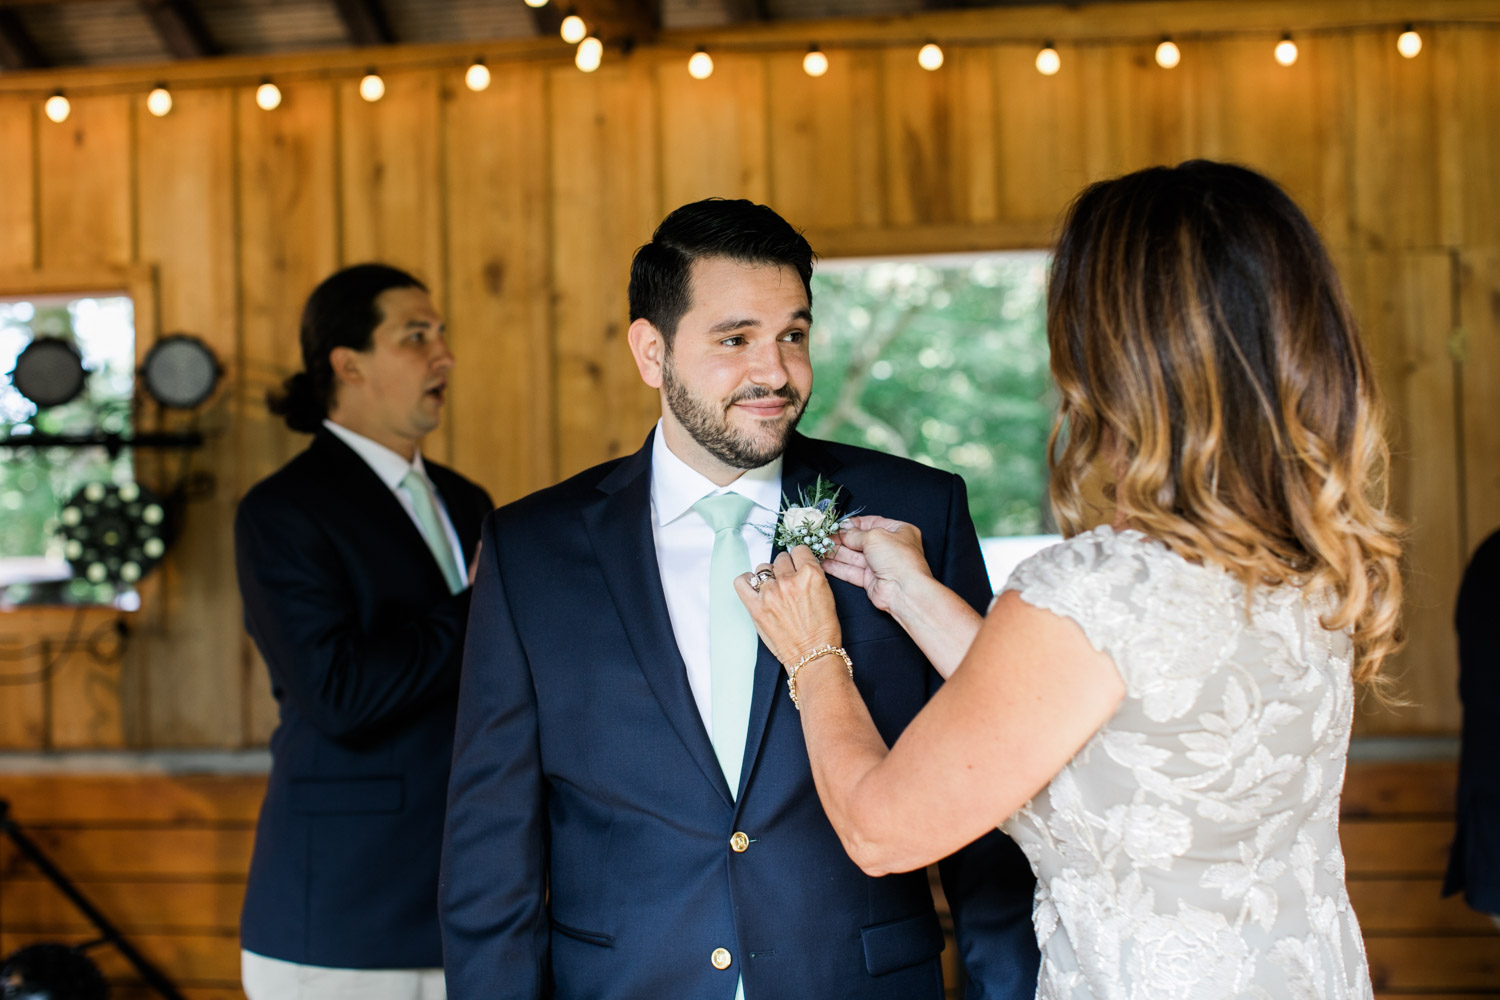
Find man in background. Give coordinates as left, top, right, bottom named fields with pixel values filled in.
left=1446, top=528, right=1500, bottom=930
left=236, top=264, right=492, bottom=999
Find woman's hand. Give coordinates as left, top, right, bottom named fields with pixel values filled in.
left=735, top=545, right=842, bottom=672
left=823, top=516, right=934, bottom=615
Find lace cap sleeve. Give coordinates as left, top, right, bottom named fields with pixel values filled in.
left=999, top=527, right=1173, bottom=695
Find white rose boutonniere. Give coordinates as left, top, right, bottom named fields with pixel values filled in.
left=767, top=475, right=859, bottom=560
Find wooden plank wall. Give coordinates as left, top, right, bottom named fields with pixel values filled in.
left=0, top=1, right=1497, bottom=747
left=0, top=763, right=1492, bottom=998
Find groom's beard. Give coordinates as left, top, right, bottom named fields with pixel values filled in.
left=662, top=353, right=806, bottom=471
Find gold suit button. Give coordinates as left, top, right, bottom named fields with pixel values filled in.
left=729, top=831, right=750, bottom=853
left=711, top=947, right=732, bottom=970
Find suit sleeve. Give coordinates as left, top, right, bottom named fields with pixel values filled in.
left=440, top=514, right=549, bottom=998
left=1449, top=531, right=1500, bottom=913
left=234, top=491, right=471, bottom=742
left=928, top=474, right=1042, bottom=1000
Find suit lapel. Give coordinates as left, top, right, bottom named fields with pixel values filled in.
left=583, top=435, right=734, bottom=806
left=310, top=431, right=451, bottom=593
left=735, top=433, right=845, bottom=805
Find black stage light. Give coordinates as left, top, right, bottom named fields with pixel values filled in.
left=140, top=334, right=220, bottom=410
left=9, top=339, right=86, bottom=410
left=57, top=480, right=170, bottom=589
left=0, top=943, right=107, bottom=1000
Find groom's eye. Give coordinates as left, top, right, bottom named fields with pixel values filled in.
left=720, top=335, right=746, bottom=347
left=781, top=329, right=807, bottom=343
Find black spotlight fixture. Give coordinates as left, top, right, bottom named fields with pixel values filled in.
left=140, top=333, right=221, bottom=410
left=9, top=338, right=86, bottom=410
left=0, top=943, right=107, bottom=1000
left=57, top=480, right=170, bottom=589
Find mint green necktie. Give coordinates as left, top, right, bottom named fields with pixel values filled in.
left=692, top=492, right=758, bottom=798
left=401, top=469, right=466, bottom=595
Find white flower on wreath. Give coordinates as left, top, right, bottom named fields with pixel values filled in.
left=782, top=506, right=823, bottom=533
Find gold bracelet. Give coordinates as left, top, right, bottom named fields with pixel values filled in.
left=786, top=645, right=853, bottom=710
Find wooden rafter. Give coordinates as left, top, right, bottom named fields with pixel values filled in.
left=330, top=0, right=393, bottom=47
left=569, top=0, right=658, bottom=46
left=0, top=8, right=47, bottom=70
left=137, top=0, right=218, bottom=59
left=716, top=0, right=768, bottom=20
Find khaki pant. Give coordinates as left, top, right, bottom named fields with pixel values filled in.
left=242, top=950, right=445, bottom=1000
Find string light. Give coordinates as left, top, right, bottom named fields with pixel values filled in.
left=465, top=58, right=491, bottom=91
left=1397, top=24, right=1422, bottom=58
left=359, top=69, right=385, bottom=102
left=1035, top=42, right=1060, bottom=76
left=255, top=79, right=282, bottom=111
left=146, top=84, right=173, bottom=117
left=560, top=14, right=587, bottom=45
left=1155, top=37, right=1181, bottom=69
left=917, top=41, right=944, bottom=71
left=687, top=47, right=714, bottom=80
left=1274, top=33, right=1298, bottom=66
left=803, top=44, right=828, bottom=78
left=44, top=91, right=70, bottom=123
left=576, top=36, right=603, bottom=73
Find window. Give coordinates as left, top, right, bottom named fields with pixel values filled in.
left=0, top=294, right=138, bottom=607
left=804, top=252, right=1061, bottom=589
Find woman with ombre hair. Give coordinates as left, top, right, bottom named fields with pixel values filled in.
left=736, top=160, right=1402, bottom=999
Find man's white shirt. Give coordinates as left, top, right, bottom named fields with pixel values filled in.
left=648, top=421, right=781, bottom=742
left=322, top=419, right=466, bottom=578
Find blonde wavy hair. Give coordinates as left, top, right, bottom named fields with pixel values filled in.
left=1047, top=161, right=1404, bottom=689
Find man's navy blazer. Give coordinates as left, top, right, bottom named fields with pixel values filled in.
left=440, top=430, right=1039, bottom=999
left=1446, top=528, right=1500, bottom=914
left=236, top=429, right=493, bottom=968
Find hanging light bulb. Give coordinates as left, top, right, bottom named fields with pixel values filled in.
left=256, top=79, right=282, bottom=111
left=576, top=36, right=603, bottom=73
left=359, top=70, right=385, bottom=102
left=560, top=14, right=587, bottom=45
left=1274, top=33, right=1298, bottom=67
left=1155, top=37, right=1181, bottom=69
left=917, top=42, right=944, bottom=71
left=44, top=91, right=71, bottom=124
left=803, top=44, right=828, bottom=78
left=1397, top=24, right=1422, bottom=59
left=523, top=0, right=548, bottom=6
left=146, top=84, right=173, bottom=117
left=1035, top=42, right=1061, bottom=76
left=687, top=47, right=714, bottom=80
left=465, top=58, right=491, bottom=92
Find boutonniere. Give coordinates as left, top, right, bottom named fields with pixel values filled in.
left=768, top=475, right=859, bottom=560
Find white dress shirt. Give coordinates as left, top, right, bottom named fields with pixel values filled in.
left=649, top=422, right=782, bottom=740
left=322, top=419, right=467, bottom=579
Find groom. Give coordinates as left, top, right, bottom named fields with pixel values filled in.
left=440, top=199, right=1038, bottom=998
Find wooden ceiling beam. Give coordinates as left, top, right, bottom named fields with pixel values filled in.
left=716, top=0, right=768, bottom=19
left=330, top=0, right=393, bottom=47
left=137, top=0, right=218, bottom=60
left=0, top=9, right=47, bottom=70
left=570, top=0, right=659, bottom=46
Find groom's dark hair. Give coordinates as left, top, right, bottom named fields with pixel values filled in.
left=629, top=198, right=816, bottom=346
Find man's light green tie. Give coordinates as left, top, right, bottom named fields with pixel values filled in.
left=400, top=469, right=466, bottom=595
left=692, top=492, right=758, bottom=799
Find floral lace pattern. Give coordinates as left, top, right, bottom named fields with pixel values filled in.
left=1000, top=527, right=1373, bottom=1000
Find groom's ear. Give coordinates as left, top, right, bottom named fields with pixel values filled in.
left=628, top=318, right=666, bottom=390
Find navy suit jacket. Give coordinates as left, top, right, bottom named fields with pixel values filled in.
left=236, top=429, right=493, bottom=968
left=1445, top=528, right=1500, bottom=914
left=441, top=430, right=1038, bottom=999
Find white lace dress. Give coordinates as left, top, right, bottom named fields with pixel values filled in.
left=999, top=527, right=1374, bottom=1000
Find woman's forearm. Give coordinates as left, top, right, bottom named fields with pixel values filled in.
left=881, top=573, right=985, bottom=680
